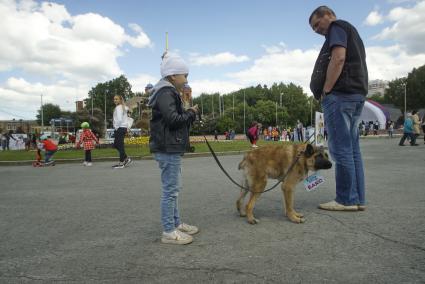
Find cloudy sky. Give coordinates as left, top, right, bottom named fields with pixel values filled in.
left=1, top=0, right=425, bottom=120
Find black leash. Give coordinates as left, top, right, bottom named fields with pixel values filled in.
left=203, top=135, right=311, bottom=193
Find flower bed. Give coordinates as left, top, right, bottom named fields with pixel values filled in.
left=124, top=136, right=150, bottom=145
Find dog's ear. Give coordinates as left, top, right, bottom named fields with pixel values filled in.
left=304, top=143, right=315, bottom=158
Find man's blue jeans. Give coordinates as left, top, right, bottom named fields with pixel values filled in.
left=321, top=93, right=365, bottom=206
left=154, top=152, right=182, bottom=233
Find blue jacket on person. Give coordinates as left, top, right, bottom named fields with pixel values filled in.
left=403, top=117, right=413, bottom=133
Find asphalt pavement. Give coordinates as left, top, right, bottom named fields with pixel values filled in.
left=0, top=138, right=424, bottom=283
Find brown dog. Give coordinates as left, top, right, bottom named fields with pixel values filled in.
left=237, top=143, right=332, bottom=224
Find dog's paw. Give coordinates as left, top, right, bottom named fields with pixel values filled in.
left=294, top=212, right=304, bottom=218
left=288, top=214, right=305, bottom=224
left=247, top=218, right=259, bottom=224
left=239, top=212, right=247, bottom=217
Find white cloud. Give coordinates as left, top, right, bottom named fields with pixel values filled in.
left=227, top=47, right=318, bottom=95
left=364, top=11, right=384, bottom=26
left=0, top=0, right=151, bottom=81
left=366, top=45, right=425, bottom=80
left=129, top=74, right=158, bottom=93
left=374, top=1, right=425, bottom=54
left=190, top=52, right=249, bottom=66
left=0, top=77, right=91, bottom=119
left=40, top=2, right=71, bottom=23
left=196, top=43, right=425, bottom=98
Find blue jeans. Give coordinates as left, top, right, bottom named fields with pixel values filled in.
left=45, top=150, right=56, bottom=163
left=154, top=152, right=182, bottom=233
left=322, top=93, right=366, bottom=206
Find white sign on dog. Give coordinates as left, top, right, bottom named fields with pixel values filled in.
left=304, top=173, right=325, bottom=192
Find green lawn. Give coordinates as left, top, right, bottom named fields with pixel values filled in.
left=0, top=140, right=278, bottom=161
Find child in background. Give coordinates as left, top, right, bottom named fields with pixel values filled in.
left=247, top=122, right=259, bottom=148
left=39, top=135, right=58, bottom=165
left=76, top=122, right=99, bottom=166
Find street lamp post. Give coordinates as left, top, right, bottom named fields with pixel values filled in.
left=280, top=92, right=283, bottom=107
left=232, top=93, right=235, bottom=121
left=201, top=95, right=204, bottom=117
left=310, top=97, right=313, bottom=126
left=243, top=91, right=246, bottom=134
left=40, top=94, right=44, bottom=133
left=275, top=101, right=278, bottom=126
left=218, top=94, right=221, bottom=117
left=211, top=95, right=214, bottom=119
left=104, top=92, right=107, bottom=139
left=404, top=82, right=407, bottom=116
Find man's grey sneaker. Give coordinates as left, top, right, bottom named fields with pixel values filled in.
left=112, top=163, right=125, bottom=169
left=177, top=223, right=199, bottom=235
left=123, top=157, right=132, bottom=167
left=161, top=230, right=193, bottom=245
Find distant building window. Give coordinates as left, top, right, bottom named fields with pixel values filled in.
left=7, top=123, right=16, bottom=130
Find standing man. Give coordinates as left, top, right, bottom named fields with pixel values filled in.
left=309, top=6, right=368, bottom=211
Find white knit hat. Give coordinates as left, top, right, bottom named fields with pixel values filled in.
left=160, top=54, right=189, bottom=78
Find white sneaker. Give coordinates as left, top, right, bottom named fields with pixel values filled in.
left=86, top=162, right=92, bottom=167
left=252, top=145, right=259, bottom=148
left=161, top=230, right=193, bottom=245
left=112, top=163, right=125, bottom=169
left=83, top=161, right=88, bottom=166
left=177, top=223, right=199, bottom=235
left=123, top=157, right=132, bottom=167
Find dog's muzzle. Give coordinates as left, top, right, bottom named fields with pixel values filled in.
left=315, top=159, right=333, bottom=170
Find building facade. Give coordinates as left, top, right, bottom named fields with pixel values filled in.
left=368, top=79, right=389, bottom=97
left=0, top=119, right=38, bottom=134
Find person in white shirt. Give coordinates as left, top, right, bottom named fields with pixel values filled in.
left=112, top=95, right=132, bottom=169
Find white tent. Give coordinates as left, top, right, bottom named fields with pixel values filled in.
left=360, top=101, right=386, bottom=129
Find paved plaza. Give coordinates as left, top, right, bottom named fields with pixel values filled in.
left=0, top=138, right=424, bottom=283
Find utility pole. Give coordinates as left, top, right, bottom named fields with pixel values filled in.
left=218, top=94, right=221, bottom=117
left=201, top=95, right=204, bottom=116
left=222, top=95, right=225, bottom=115
left=310, top=97, right=313, bottom=127
left=41, top=94, right=44, bottom=133
left=404, top=82, right=407, bottom=116
left=275, top=101, right=278, bottom=126
left=104, top=92, right=107, bottom=139
left=232, top=93, right=235, bottom=121
left=212, top=95, right=214, bottom=119
left=243, top=91, right=246, bottom=134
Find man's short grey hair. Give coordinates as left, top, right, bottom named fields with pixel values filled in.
left=309, top=6, right=336, bottom=24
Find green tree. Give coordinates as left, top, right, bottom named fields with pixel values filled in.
left=216, top=116, right=236, bottom=133
left=406, top=65, right=425, bottom=110
left=384, top=64, right=425, bottom=112
left=72, top=108, right=105, bottom=136
left=384, top=78, right=406, bottom=111
left=36, top=103, right=62, bottom=125
left=192, top=82, right=312, bottom=134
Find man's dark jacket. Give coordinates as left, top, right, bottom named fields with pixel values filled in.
left=148, top=79, right=196, bottom=154
left=310, top=19, right=368, bottom=100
